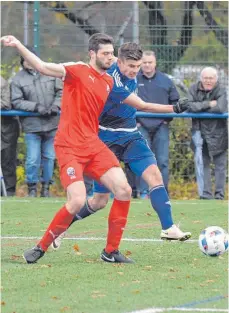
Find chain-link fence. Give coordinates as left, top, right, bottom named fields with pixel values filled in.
left=1, top=1, right=228, bottom=197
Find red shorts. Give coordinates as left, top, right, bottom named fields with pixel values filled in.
left=55, top=144, right=120, bottom=190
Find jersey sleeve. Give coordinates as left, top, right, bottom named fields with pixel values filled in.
left=109, top=77, right=132, bottom=102
left=64, top=63, right=85, bottom=85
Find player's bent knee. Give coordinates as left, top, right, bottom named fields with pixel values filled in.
left=66, top=197, right=86, bottom=215
left=114, top=183, right=132, bottom=201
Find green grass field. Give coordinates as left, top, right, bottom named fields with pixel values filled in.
left=1, top=198, right=228, bottom=313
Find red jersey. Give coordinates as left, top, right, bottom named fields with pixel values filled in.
left=55, top=63, right=113, bottom=156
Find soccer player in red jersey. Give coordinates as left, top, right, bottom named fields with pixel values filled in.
left=1, top=33, right=135, bottom=263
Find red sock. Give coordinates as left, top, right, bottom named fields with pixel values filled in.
left=105, top=199, right=130, bottom=253
left=38, top=206, right=74, bottom=251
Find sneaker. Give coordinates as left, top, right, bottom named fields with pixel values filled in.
left=51, top=231, right=66, bottom=250
left=23, top=246, right=45, bottom=264
left=101, top=249, right=134, bottom=263
left=161, top=224, right=191, bottom=241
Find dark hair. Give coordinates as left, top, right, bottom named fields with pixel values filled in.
left=88, top=33, right=114, bottom=53
left=118, top=42, right=143, bottom=61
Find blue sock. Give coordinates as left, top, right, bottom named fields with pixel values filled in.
left=149, top=185, right=173, bottom=230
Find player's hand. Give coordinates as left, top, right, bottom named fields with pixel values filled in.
left=0, top=35, right=21, bottom=47
left=173, top=97, right=190, bottom=113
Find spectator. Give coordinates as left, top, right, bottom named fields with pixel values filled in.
left=136, top=51, right=179, bottom=197
left=187, top=67, right=228, bottom=200
left=1, top=76, right=20, bottom=196
left=11, top=47, right=63, bottom=197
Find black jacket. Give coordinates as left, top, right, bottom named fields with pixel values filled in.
left=11, top=68, right=63, bottom=133
left=188, top=82, right=228, bottom=156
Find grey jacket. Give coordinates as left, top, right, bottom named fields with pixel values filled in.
left=188, top=82, right=228, bottom=156
left=0, top=76, right=11, bottom=110
left=11, top=68, right=63, bottom=133
left=1, top=76, right=20, bottom=150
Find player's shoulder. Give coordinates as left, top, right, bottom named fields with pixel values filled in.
left=63, top=61, right=89, bottom=69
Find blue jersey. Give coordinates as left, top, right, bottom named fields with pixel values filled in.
left=99, top=62, right=137, bottom=130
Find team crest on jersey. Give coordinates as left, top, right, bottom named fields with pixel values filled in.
left=67, top=167, right=76, bottom=179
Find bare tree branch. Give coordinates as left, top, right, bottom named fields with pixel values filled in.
left=49, top=1, right=101, bottom=36
left=195, top=1, right=228, bottom=48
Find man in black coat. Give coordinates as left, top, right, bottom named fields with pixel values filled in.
left=187, top=67, right=228, bottom=200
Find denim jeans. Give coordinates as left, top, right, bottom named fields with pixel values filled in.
left=138, top=122, right=169, bottom=194
left=24, top=130, right=56, bottom=184
left=202, top=145, right=227, bottom=200
left=191, top=130, right=204, bottom=197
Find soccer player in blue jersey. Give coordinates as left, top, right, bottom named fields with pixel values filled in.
left=52, top=42, right=191, bottom=262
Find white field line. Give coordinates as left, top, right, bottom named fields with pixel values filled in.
left=1, top=236, right=198, bottom=243
left=1, top=199, right=226, bottom=205
left=126, top=308, right=229, bottom=313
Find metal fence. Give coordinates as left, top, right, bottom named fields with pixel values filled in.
left=1, top=1, right=228, bottom=83
left=1, top=1, right=228, bottom=197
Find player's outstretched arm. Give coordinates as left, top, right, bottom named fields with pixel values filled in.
left=1, top=35, right=65, bottom=78
left=124, top=93, right=189, bottom=113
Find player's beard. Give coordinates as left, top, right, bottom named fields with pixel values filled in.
left=95, top=57, right=111, bottom=71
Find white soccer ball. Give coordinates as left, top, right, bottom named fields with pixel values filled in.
left=198, top=226, right=229, bottom=257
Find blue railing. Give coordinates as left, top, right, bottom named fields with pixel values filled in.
left=0, top=110, right=228, bottom=118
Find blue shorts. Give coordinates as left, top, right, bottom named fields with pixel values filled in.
left=94, top=129, right=157, bottom=193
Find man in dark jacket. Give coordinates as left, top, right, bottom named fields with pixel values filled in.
left=136, top=51, right=179, bottom=196
left=1, top=76, right=20, bottom=196
left=187, top=67, right=228, bottom=200
left=11, top=47, right=63, bottom=197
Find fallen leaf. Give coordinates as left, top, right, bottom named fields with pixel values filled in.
left=169, top=268, right=177, bottom=272
left=177, top=286, right=183, bottom=289
left=117, top=272, right=124, bottom=275
left=132, top=290, right=140, bottom=294
left=10, top=255, right=21, bottom=260
left=60, top=306, right=70, bottom=312
left=206, top=280, right=215, bottom=283
left=85, top=259, right=94, bottom=263
left=144, top=266, right=152, bottom=270
left=16, top=222, right=22, bottom=225
left=186, top=275, right=190, bottom=278
left=40, top=282, right=46, bottom=287
left=145, top=212, right=152, bottom=216
left=73, top=244, right=80, bottom=252
left=40, top=264, right=51, bottom=268
left=1, top=302, right=5, bottom=305
left=124, top=250, right=132, bottom=256
left=193, top=220, right=201, bottom=224
left=52, top=296, right=58, bottom=300
left=169, top=276, right=176, bottom=279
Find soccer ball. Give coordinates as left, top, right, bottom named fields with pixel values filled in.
left=198, top=226, right=229, bottom=257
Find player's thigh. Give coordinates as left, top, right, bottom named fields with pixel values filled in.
left=125, top=137, right=157, bottom=176
left=100, top=166, right=131, bottom=198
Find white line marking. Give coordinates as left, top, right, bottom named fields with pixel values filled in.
left=1, top=199, right=227, bottom=205
left=126, top=308, right=229, bottom=313
left=1, top=236, right=198, bottom=243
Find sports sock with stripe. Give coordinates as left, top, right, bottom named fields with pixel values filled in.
left=70, top=200, right=95, bottom=225
left=149, top=185, right=173, bottom=230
